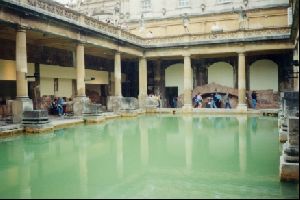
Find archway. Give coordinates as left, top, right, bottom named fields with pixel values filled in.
left=208, top=62, right=234, bottom=88
left=249, top=59, right=278, bottom=92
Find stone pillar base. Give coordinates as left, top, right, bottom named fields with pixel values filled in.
left=12, top=98, right=33, bottom=124
left=279, top=156, right=299, bottom=182
left=182, top=104, right=192, bottom=113
left=236, top=104, right=247, bottom=112
left=138, top=95, right=147, bottom=109
left=73, top=96, right=90, bottom=116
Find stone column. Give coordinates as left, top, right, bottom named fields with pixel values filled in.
left=237, top=52, right=247, bottom=111
left=183, top=54, right=192, bottom=110
left=138, top=56, right=147, bottom=108
left=12, top=28, right=33, bottom=123
left=16, top=28, right=28, bottom=98
left=76, top=43, right=86, bottom=97
left=73, top=43, right=89, bottom=116
left=114, top=51, right=122, bottom=97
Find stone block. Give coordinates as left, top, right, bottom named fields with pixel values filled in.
left=23, top=110, right=48, bottom=119
left=12, top=98, right=33, bottom=123
left=108, top=96, right=138, bottom=112
left=288, top=134, right=299, bottom=146
left=84, top=116, right=106, bottom=124
left=282, top=91, right=299, bottom=100
left=288, top=117, right=299, bottom=133
left=23, top=123, right=54, bottom=134
left=22, top=110, right=49, bottom=124
left=73, top=97, right=90, bottom=116
left=280, top=156, right=299, bottom=182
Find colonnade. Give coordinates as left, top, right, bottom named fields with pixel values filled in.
left=13, top=28, right=248, bottom=119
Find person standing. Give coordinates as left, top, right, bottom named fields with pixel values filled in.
left=196, top=93, right=203, bottom=108
left=224, top=93, right=231, bottom=109
left=57, top=97, right=65, bottom=116
left=172, top=96, right=177, bottom=108
left=251, top=91, right=257, bottom=109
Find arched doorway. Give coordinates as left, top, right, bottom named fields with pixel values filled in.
left=208, top=62, right=234, bottom=88
left=165, top=63, right=193, bottom=107
left=249, top=59, right=278, bottom=92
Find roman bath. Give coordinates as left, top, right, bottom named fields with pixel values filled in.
left=0, top=0, right=298, bottom=198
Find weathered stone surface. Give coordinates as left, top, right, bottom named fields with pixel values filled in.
left=281, top=92, right=299, bottom=117
left=12, top=98, right=33, bottom=123
left=0, top=124, right=22, bottom=132
left=288, top=117, right=299, bottom=133
left=279, top=129, right=288, bottom=143
left=22, top=110, right=49, bottom=124
left=145, top=97, right=159, bottom=108
left=107, top=96, right=138, bottom=112
left=284, top=147, right=299, bottom=157
left=283, top=154, right=299, bottom=163
left=23, top=123, right=54, bottom=134
left=73, top=97, right=102, bottom=116
left=84, top=116, right=106, bottom=124
left=287, top=117, right=299, bottom=146
left=23, top=110, right=48, bottom=118
left=280, top=156, right=299, bottom=182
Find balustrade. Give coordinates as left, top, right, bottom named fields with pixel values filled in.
left=3, top=0, right=291, bottom=48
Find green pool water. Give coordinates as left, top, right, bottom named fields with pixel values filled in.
left=0, top=115, right=298, bottom=198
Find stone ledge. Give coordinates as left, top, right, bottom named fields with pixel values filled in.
left=120, top=112, right=138, bottom=117
left=279, top=156, right=299, bottom=182
left=24, top=123, right=54, bottom=134
left=53, top=120, right=84, bottom=130
left=25, top=126, right=54, bottom=134
left=84, top=116, right=106, bottom=124
left=0, top=128, right=23, bottom=138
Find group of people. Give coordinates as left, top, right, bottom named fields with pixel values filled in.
left=193, top=91, right=231, bottom=109
left=192, top=90, right=258, bottom=109
left=49, top=97, right=68, bottom=116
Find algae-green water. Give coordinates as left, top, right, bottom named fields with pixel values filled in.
left=0, top=115, right=298, bottom=198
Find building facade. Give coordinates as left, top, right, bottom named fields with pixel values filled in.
left=0, top=0, right=299, bottom=120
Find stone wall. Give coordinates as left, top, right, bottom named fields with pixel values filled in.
left=177, top=83, right=279, bottom=109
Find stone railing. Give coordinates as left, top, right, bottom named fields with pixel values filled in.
left=2, top=0, right=291, bottom=48
left=7, top=0, right=143, bottom=45
left=143, top=27, right=291, bottom=47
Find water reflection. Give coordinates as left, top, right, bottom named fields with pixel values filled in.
left=238, top=116, right=248, bottom=174
left=0, top=115, right=298, bottom=198
left=139, top=118, right=149, bottom=167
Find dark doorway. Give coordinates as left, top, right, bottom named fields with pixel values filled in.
left=0, top=81, right=16, bottom=104
left=165, top=87, right=178, bottom=108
